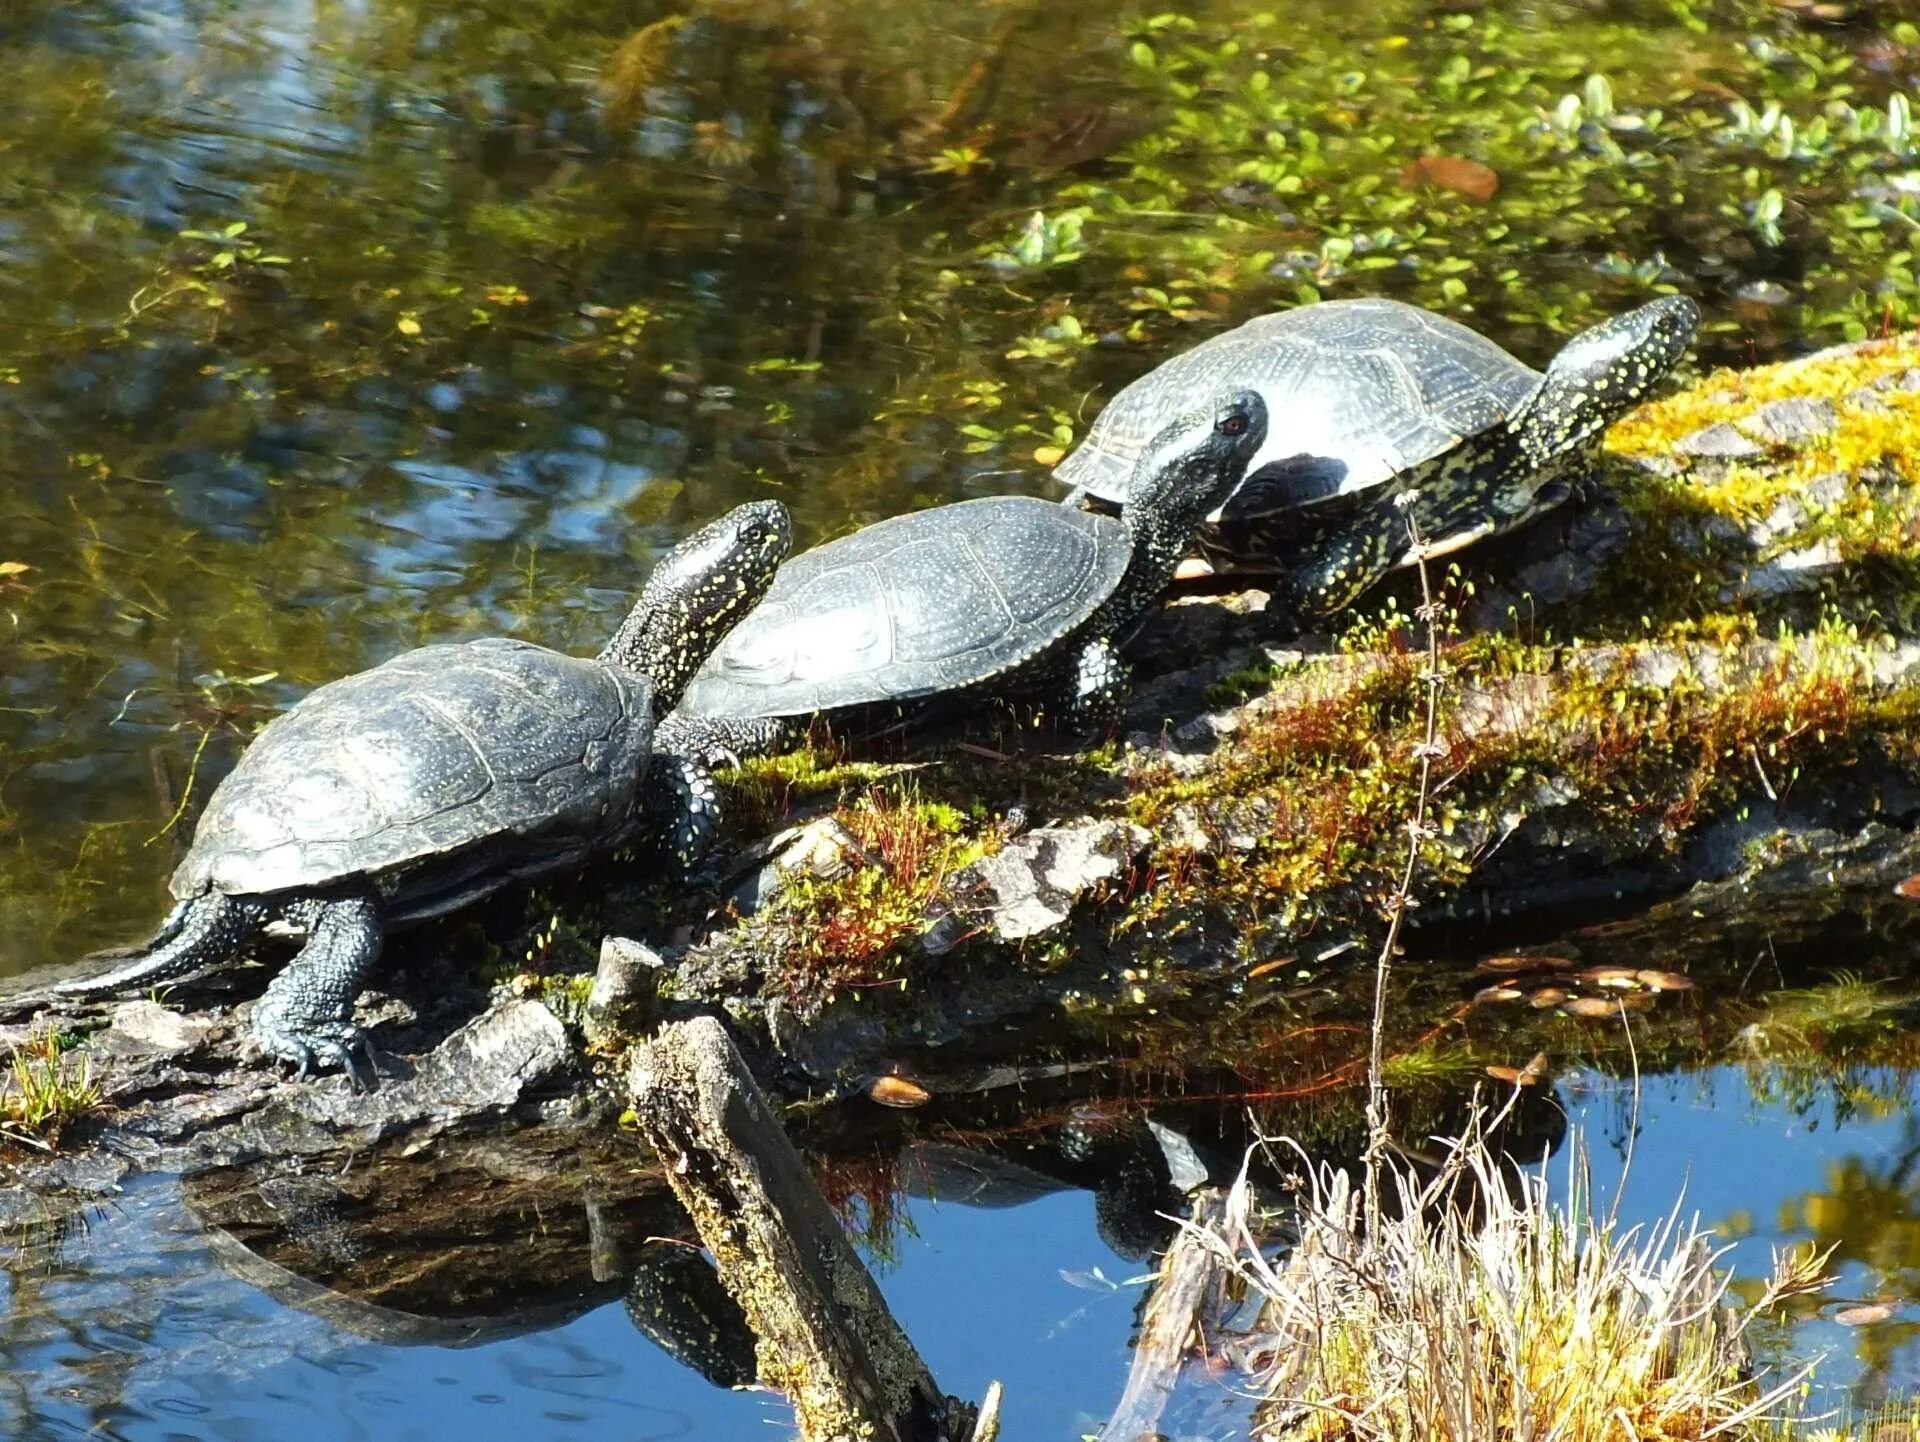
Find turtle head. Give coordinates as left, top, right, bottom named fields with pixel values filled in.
left=601, top=500, right=793, bottom=714
left=1519, top=294, right=1701, bottom=464
left=1122, top=388, right=1268, bottom=559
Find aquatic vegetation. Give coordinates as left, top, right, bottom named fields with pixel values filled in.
left=1004, top=5, right=1920, bottom=363
left=1220, top=1119, right=1832, bottom=1442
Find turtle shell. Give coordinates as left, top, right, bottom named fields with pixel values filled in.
left=174, top=637, right=654, bottom=900
left=1055, top=298, right=1541, bottom=515
left=674, top=496, right=1131, bottom=721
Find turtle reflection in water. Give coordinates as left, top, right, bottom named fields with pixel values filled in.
left=659, top=389, right=1266, bottom=762
left=57, top=502, right=793, bottom=1079
left=1056, top=295, right=1701, bottom=615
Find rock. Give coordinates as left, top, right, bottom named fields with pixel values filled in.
left=917, top=911, right=967, bottom=958
left=586, top=937, right=668, bottom=1042
left=1674, top=422, right=1763, bottom=460
left=1751, top=493, right=1809, bottom=548
left=104, top=999, right=221, bottom=1057
left=1738, top=396, right=1838, bottom=445
left=1863, top=367, right=1920, bottom=396
left=407, top=999, right=571, bottom=1110
left=1742, top=539, right=1846, bottom=597
left=1871, top=641, right=1920, bottom=689
left=725, top=816, right=873, bottom=917
left=1510, top=550, right=1600, bottom=608
left=257, top=998, right=576, bottom=1149
left=1146, top=1119, right=1213, bottom=1194
left=941, top=820, right=1151, bottom=944
left=0, top=1149, right=130, bottom=1228
left=1735, top=279, right=1793, bottom=307
left=1804, top=472, right=1851, bottom=510
left=1167, top=805, right=1213, bottom=855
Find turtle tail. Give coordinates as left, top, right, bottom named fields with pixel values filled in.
left=55, top=893, right=270, bottom=997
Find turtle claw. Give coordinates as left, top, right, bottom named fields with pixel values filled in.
left=252, top=1013, right=371, bottom=1086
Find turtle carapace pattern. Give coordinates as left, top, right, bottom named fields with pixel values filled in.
left=658, top=389, right=1267, bottom=763
left=1055, top=295, right=1700, bottom=615
left=55, top=501, right=793, bottom=1079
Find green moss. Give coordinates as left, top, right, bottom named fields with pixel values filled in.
left=1203, top=658, right=1289, bottom=709
left=729, top=554, right=1919, bottom=1019
left=1050, top=344, right=1915, bottom=1005
left=755, top=781, right=990, bottom=1011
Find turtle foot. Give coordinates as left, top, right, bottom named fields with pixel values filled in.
left=249, top=890, right=384, bottom=1088
left=251, top=1011, right=375, bottom=1089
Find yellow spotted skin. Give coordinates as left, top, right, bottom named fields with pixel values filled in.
left=599, top=500, right=794, bottom=711
left=1215, top=295, right=1701, bottom=617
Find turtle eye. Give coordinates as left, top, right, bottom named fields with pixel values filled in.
left=1220, top=413, right=1248, bottom=437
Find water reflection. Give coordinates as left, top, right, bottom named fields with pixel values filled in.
left=9, top=1042, right=1920, bottom=1436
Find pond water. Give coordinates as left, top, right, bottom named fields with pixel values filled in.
left=6, top=0, right=1920, bottom=1435
left=10, top=871, right=1920, bottom=1439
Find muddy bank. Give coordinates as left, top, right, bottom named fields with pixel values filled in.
left=6, top=334, right=1920, bottom=1211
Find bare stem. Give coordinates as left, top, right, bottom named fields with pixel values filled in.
left=1363, top=498, right=1447, bottom=1248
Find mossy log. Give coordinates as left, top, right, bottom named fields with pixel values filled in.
left=9, top=334, right=1920, bottom=1199
left=627, top=1014, right=984, bottom=1442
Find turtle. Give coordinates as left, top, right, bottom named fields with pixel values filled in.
left=1054, top=294, right=1701, bottom=615
left=54, top=500, right=793, bottom=1077
left=656, top=389, right=1266, bottom=763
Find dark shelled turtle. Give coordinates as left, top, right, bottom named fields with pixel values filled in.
left=1056, top=295, right=1700, bottom=614
left=658, top=390, right=1266, bottom=762
left=56, top=502, right=793, bottom=1078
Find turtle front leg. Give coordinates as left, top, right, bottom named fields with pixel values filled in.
left=1064, top=635, right=1130, bottom=736
left=642, top=751, right=726, bottom=872
left=1274, top=518, right=1399, bottom=618
left=653, top=712, right=793, bottom=769
left=253, top=893, right=384, bottom=1083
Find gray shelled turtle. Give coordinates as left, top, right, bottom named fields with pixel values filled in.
left=660, top=389, right=1266, bottom=762
left=1056, top=295, right=1700, bottom=614
left=56, top=502, right=793, bottom=1078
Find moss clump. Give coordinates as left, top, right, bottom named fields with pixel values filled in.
left=1096, top=577, right=1908, bottom=1024
left=718, top=743, right=910, bottom=842
left=1203, top=657, right=1290, bottom=709
left=1584, top=335, right=1920, bottom=631
left=721, top=621, right=1919, bottom=1021
left=760, top=783, right=989, bottom=1011
left=1124, top=651, right=1461, bottom=942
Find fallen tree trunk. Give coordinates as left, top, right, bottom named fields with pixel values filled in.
left=627, top=1014, right=991, bottom=1442
left=1100, top=1188, right=1229, bottom=1442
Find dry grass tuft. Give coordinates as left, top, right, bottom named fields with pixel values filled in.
left=1207, top=1111, right=1832, bottom=1442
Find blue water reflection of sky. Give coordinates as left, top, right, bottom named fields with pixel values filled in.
left=1563, top=1064, right=1920, bottom=1408
left=1, top=1169, right=1158, bottom=1442
left=10, top=1064, right=1920, bottom=1440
